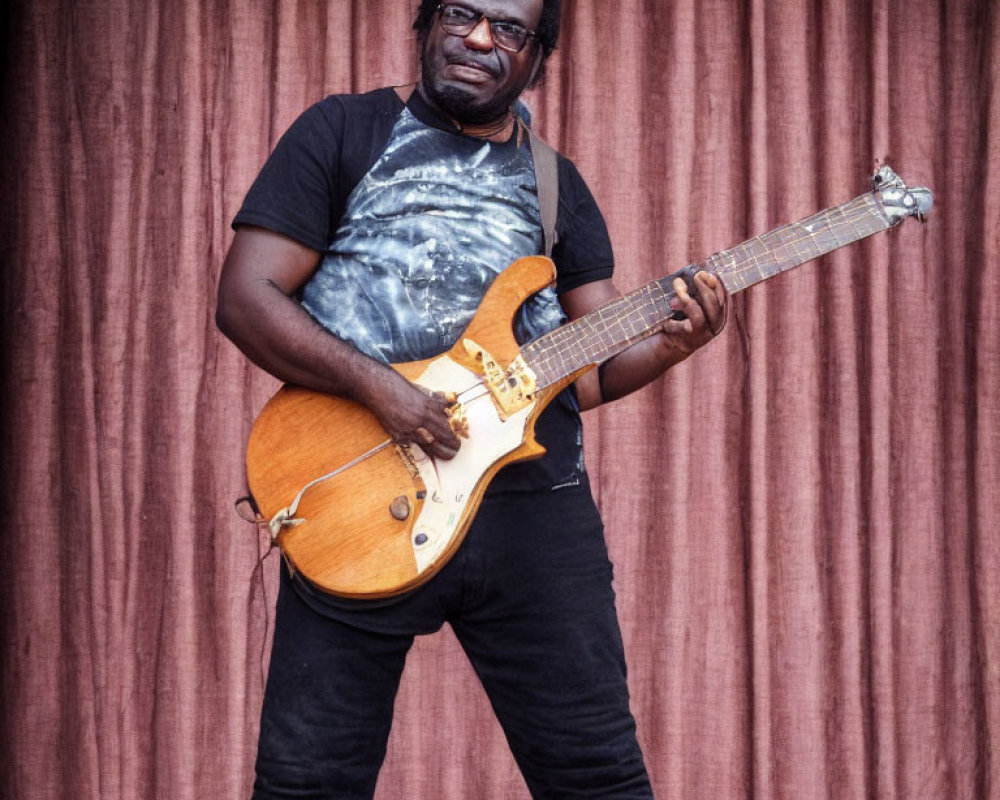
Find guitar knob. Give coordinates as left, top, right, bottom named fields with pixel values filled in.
left=389, top=496, right=411, bottom=521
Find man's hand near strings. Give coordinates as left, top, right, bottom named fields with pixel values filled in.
left=562, top=269, right=729, bottom=411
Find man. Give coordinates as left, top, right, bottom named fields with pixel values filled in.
left=217, top=1, right=728, bottom=797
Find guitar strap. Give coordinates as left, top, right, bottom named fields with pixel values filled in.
left=393, top=83, right=559, bottom=258
left=527, top=127, right=559, bottom=258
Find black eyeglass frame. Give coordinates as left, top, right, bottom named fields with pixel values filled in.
left=435, top=3, right=539, bottom=54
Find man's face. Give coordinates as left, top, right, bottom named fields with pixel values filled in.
left=420, top=0, right=544, bottom=126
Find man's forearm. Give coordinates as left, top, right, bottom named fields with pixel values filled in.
left=216, top=268, right=395, bottom=405
left=573, top=271, right=728, bottom=411
left=216, top=228, right=462, bottom=458
left=590, top=334, right=692, bottom=407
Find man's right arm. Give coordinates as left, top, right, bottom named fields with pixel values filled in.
left=216, top=225, right=461, bottom=458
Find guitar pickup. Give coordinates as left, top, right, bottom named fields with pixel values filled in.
left=463, top=339, right=537, bottom=420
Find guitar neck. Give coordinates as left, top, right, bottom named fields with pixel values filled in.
left=709, top=192, right=889, bottom=294
left=522, top=191, right=892, bottom=390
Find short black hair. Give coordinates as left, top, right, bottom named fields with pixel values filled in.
left=413, top=1, right=562, bottom=83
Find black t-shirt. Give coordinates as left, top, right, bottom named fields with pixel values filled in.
left=234, top=87, right=615, bottom=491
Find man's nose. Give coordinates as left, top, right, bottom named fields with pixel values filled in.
left=463, top=17, right=495, bottom=51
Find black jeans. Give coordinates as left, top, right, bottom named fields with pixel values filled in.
left=252, top=482, right=653, bottom=799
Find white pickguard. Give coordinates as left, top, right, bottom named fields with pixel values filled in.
left=408, top=354, right=534, bottom=573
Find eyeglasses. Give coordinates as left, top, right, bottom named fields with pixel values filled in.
left=435, top=3, right=538, bottom=54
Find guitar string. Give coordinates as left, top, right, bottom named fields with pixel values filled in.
left=523, top=194, right=887, bottom=386
left=271, top=377, right=492, bottom=532
left=273, top=194, right=891, bottom=531
left=526, top=199, right=876, bottom=382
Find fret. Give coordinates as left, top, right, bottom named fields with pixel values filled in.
left=733, top=240, right=760, bottom=283
left=529, top=280, right=673, bottom=382
left=781, top=223, right=810, bottom=266
left=793, top=218, right=825, bottom=261
left=712, top=249, right=744, bottom=293
left=752, top=237, right=768, bottom=281
left=703, top=251, right=723, bottom=278
left=837, top=198, right=872, bottom=245
left=799, top=210, right=834, bottom=256
left=770, top=226, right=800, bottom=274
left=765, top=227, right=788, bottom=271
left=525, top=297, right=630, bottom=385
left=523, top=186, right=903, bottom=390
left=863, top=194, right=890, bottom=232
left=808, top=209, right=830, bottom=249
left=825, top=205, right=852, bottom=249
left=841, top=198, right=869, bottom=243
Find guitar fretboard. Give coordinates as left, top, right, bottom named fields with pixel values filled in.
left=522, top=191, right=891, bottom=389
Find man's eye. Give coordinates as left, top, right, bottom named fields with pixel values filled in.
left=443, top=7, right=476, bottom=23
left=493, top=21, right=523, bottom=37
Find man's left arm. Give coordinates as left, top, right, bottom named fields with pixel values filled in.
left=560, top=271, right=729, bottom=411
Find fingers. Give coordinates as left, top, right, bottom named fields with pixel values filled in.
left=422, top=391, right=463, bottom=456
left=671, top=271, right=728, bottom=339
left=414, top=426, right=436, bottom=447
left=411, top=425, right=459, bottom=460
left=385, top=385, right=462, bottom=460
left=694, top=270, right=729, bottom=335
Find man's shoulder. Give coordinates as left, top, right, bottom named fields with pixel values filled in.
left=279, top=86, right=407, bottom=157
left=309, top=86, right=405, bottom=124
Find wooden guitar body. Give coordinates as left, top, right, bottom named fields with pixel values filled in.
left=244, top=165, right=933, bottom=600
left=246, top=256, right=579, bottom=599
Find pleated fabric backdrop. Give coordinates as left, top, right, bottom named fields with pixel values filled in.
left=1, top=1, right=997, bottom=798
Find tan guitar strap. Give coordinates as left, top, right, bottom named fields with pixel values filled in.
left=393, top=84, right=559, bottom=258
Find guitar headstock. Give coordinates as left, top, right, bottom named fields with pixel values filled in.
left=872, top=164, right=934, bottom=224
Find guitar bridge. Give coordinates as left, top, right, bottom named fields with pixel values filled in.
left=462, top=339, right=538, bottom=420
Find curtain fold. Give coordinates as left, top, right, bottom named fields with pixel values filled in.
left=2, top=1, right=996, bottom=798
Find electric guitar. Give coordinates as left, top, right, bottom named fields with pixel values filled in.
left=245, top=165, right=933, bottom=599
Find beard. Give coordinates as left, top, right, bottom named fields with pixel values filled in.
left=419, top=50, right=523, bottom=126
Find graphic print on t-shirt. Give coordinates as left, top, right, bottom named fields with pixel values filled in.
left=301, top=107, right=565, bottom=364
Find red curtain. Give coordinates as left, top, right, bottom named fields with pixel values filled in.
left=2, top=1, right=997, bottom=798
